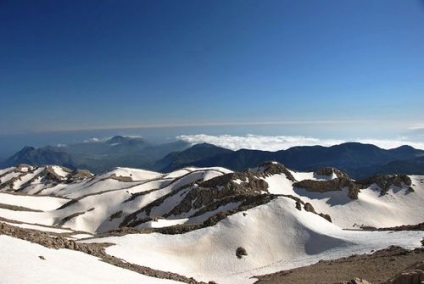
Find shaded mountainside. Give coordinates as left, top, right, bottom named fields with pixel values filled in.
left=376, top=156, right=424, bottom=175
left=154, top=143, right=233, bottom=172
left=1, top=136, right=190, bottom=173
left=169, top=142, right=424, bottom=179
left=2, top=139, right=424, bottom=178
left=1, top=146, right=75, bottom=169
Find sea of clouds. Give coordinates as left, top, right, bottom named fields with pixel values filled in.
left=177, top=134, right=424, bottom=151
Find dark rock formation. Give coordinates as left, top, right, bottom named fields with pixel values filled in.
left=295, top=174, right=413, bottom=200
left=255, top=161, right=296, bottom=181
left=294, top=177, right=361, bottom=200
left=236, top=247, right=248, bottom=259
left=314, top=167, right=350, bottom=179
left=358, top=175, right=412, bottom=196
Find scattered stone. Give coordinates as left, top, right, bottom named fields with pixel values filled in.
left=108, top=174, right=133, bottom=182
left=295, top=174, right=413, bottom=200
left=319, top=213, right=332, bottom=223
left=304, top=202, right=316, bottom=213
left=346, top=278, right=372, bottom=284
left=295, top=201, right=302, bottom=211
left=386, top=261, right=424, bottom=284
left=236, top=247, right=248, bottom=259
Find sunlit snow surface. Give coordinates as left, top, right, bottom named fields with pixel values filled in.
left=0, top=235, right=181, bottom=284
left=1, top=164, right=423, bottom=283
left=84, top=197, right=423, bottom=284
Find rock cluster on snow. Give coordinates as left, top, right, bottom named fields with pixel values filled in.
left=294, top=173, right=413, bottom=200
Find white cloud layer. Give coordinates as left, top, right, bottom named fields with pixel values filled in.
left=83, top=137, right=107, bottom=143
left=177, top=134, right=424, bottom=151
left=82, top=135, right=143, bottom=143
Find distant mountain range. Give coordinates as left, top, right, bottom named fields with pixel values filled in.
left=158, top=142, right=424, bottom=179
left=1, top=136, right=424, bottom=178
left=1, top=136, right=189, bottom=173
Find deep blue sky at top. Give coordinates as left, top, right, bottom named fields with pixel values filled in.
left=1, top=0, right=424, bottom=139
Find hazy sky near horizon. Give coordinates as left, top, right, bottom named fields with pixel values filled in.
left=1, top=0, right=424, bottom=142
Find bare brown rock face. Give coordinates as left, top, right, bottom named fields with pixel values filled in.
left=314, top=167, right=350, bottom=179
left=357, top=175, right=412, bottom=196
left=161, top=171, right=270, bottom=219
left=0, top=165, right=94, bottom=192
left=294, top=174, right=413, bottom=200
left=386, top=261, right=424, bottom=284
left=255, top=246, right=424, bottom=284
left=255, top=161, right=296, bottom=181
left=294, top=177, right=361, bottom=199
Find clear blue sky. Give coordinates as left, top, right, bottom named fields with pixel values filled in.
left=1, top=0, right=424, bottom=149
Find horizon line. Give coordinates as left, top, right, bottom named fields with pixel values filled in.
left=1, top=119, right=401, bottom=135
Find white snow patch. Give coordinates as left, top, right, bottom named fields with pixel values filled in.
left=0, top=192, right=69, bottom=211
left=51, top=166, right=70, bottom=178
left=108, top=167, right=163, bottom=181
left=68, top=233, right=95, bottom=240
left=141, top=218, right=189, bottom=228
left=0, top=235, right=180, bottom=284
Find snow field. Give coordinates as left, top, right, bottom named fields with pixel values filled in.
left=265, top=173, right=424, bottom=228
left=0, top=235, right=181, bottom=284
left=0, top=192, right=69, bottom=211
left=84, top=196, right=424, bottom=283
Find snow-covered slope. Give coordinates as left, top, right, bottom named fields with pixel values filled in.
left=0, top=235, right=180, bottom=284
left=0, top=162, right=423, bottom=283
left=264, top=166, right=424, bottom=228
left=84, top=197, right=422, bottom=283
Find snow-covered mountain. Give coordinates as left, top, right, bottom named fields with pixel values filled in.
left=0, top=162, right=423, bottom=283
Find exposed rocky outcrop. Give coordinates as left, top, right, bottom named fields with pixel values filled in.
left=255, top=246, right=424, bottom=284
left=0, top=165, right=93, bottom=192
left=386, top=261, right=424, bottom=284
left=108, top=173, right=133, bottom=182
left=43, top=166, right=70, bottom=183
left=294, top=177, right=361, bottom=199
left=200, top=171, right=269, bottom=194
left=294, top=174, right=413, bottom=200
left=358, top=175, right=412, bottom=196
left=255, top=161, right=296, bottom=181
left=68, top=169, right=93, bottom=182
left=314, top=167, right=350, bottom=179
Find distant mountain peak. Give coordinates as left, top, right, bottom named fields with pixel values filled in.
left=2, top=145, right=74, bottom=169
left=20, top=146, right=36, bottom=152
left=106, top=135, right=144, bottom=144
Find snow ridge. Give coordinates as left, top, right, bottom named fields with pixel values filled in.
left=0, top=162, right=423, bottom=283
